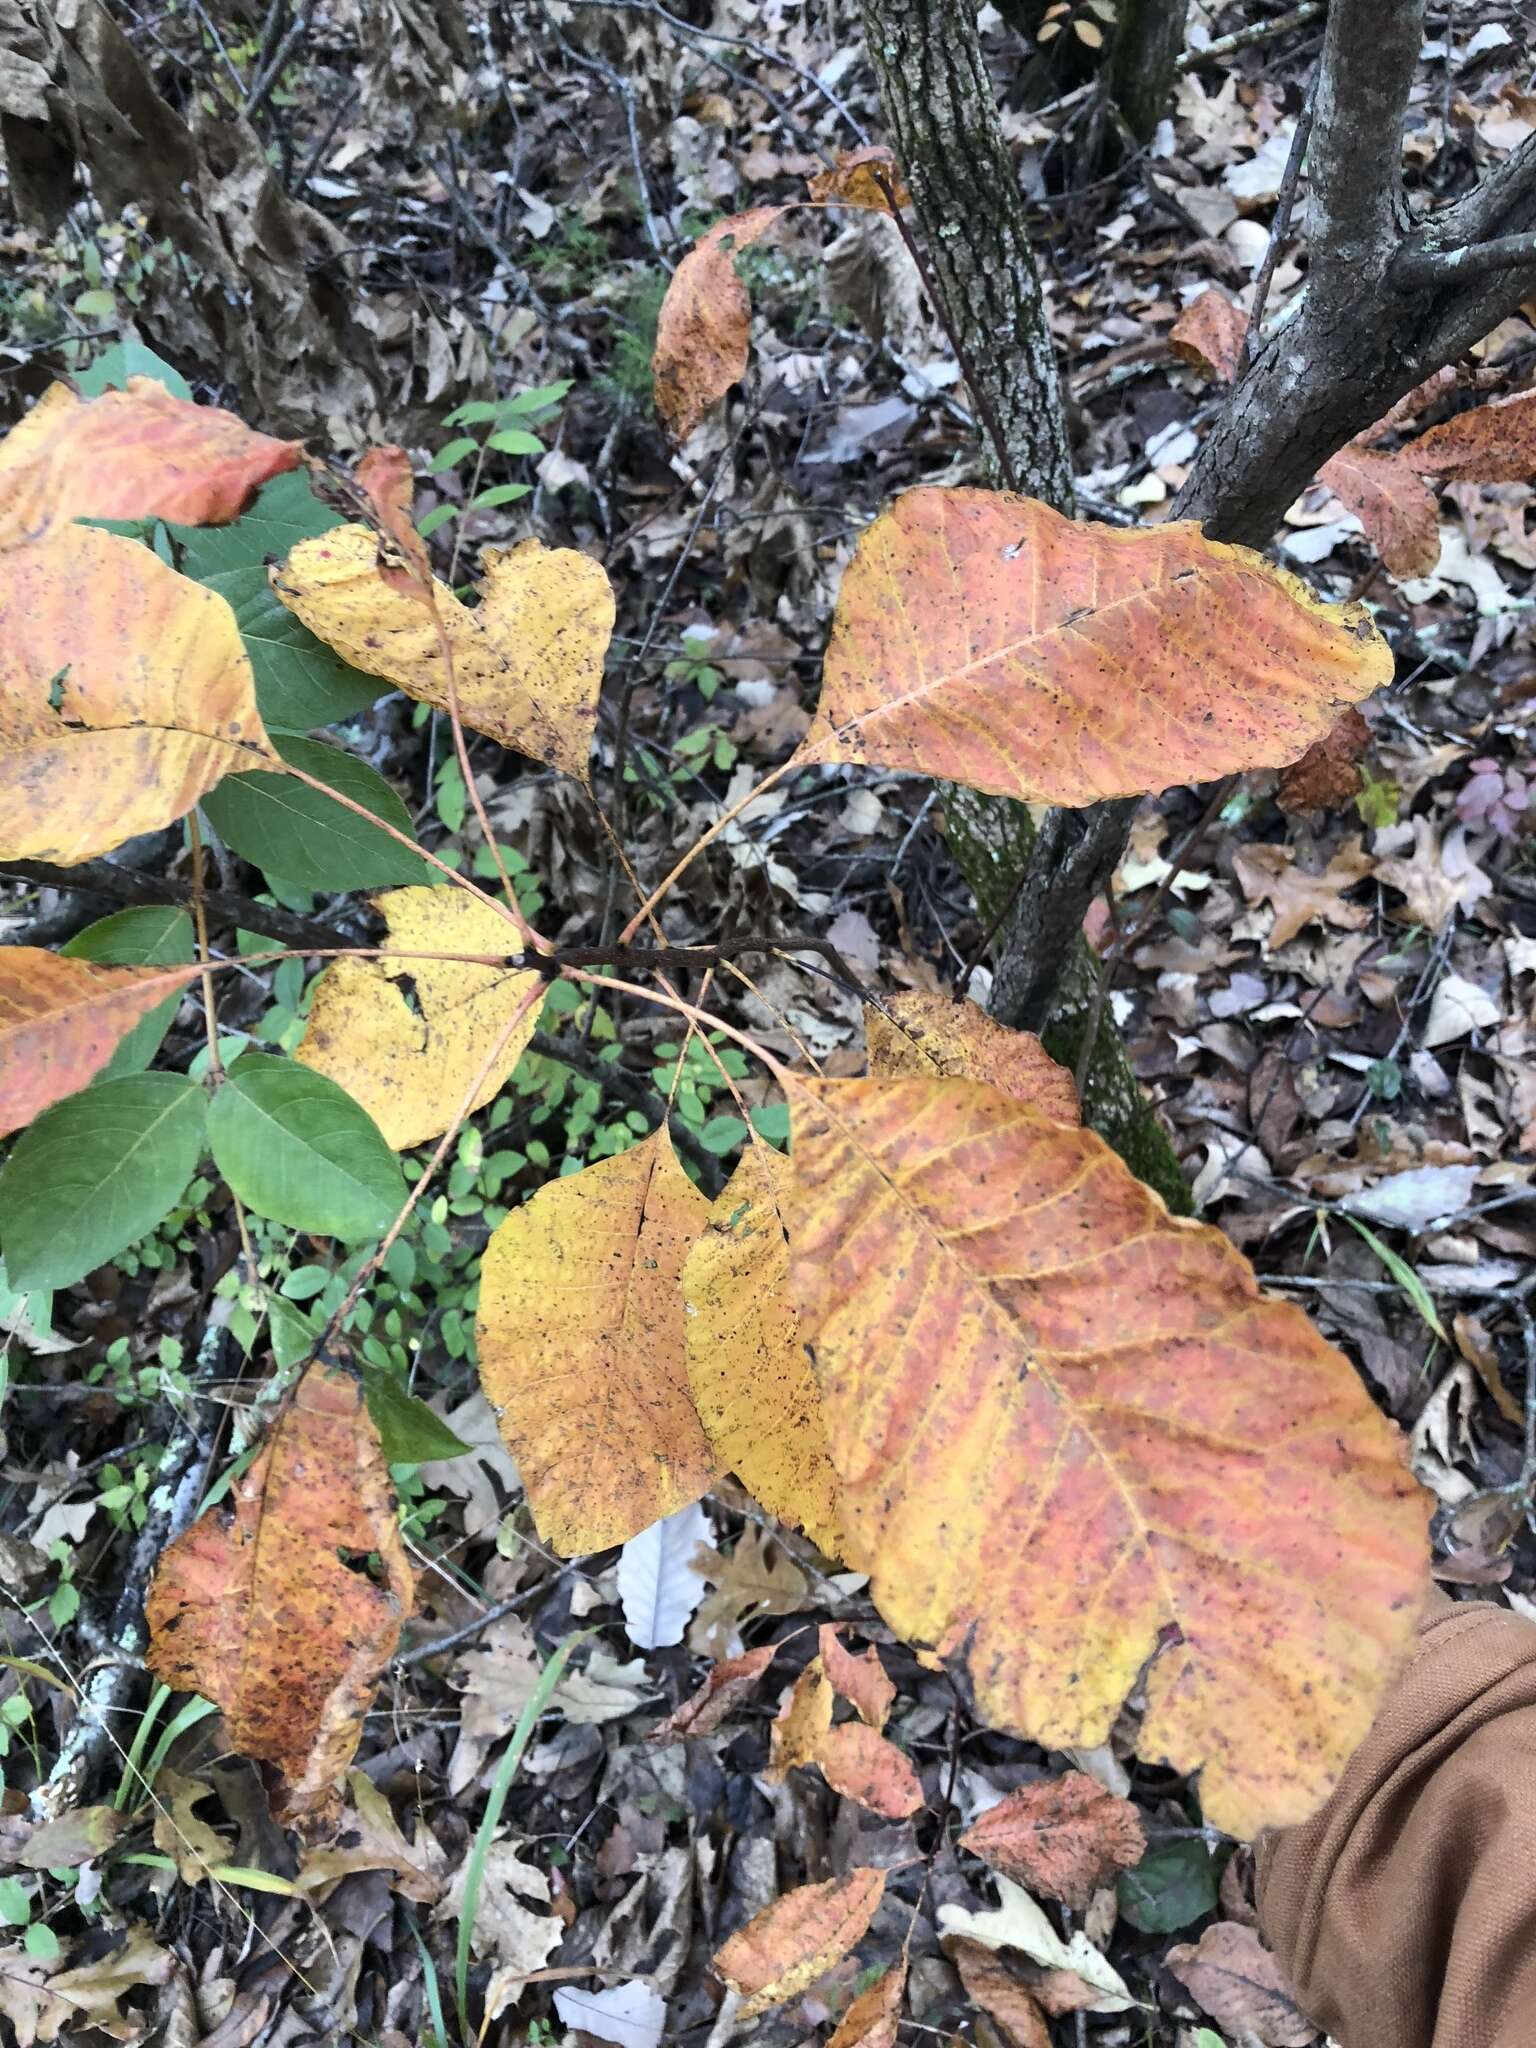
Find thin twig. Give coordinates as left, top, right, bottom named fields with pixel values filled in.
left=1237, top=71, right=1318, bottom=378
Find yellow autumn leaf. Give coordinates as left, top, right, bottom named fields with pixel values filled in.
left=477, top=1128, right=719, bottom=1552
left=271, top=525, right=614, bottom=784
left=294, top=887, right=541, bottom=1150
left=0, top=526, right=277, bottom=864
left=683, top=1145, right=844, bottom=1554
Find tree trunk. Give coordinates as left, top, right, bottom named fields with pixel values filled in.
left=860, top=0, right=1191, bottom=1211
left=1107, top=0, right=1189, bottom=144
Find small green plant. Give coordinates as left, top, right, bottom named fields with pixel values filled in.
left=419, top=381, right=573, bottom=543
left=665, top=628, right=723, bottom=702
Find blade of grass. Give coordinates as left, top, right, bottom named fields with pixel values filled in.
left=1341, top=1215, right=1447, bottom=1342
left=455, top=1628, right=592, bottom=2042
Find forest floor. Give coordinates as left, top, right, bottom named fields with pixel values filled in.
left=1, top=1, right=1535, bottom=2044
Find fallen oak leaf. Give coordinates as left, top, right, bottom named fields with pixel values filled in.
left=801, top=489, right=1392, bottom=806
left=1231, top=838, right=1375, bottom=949
left=0, top=526, right=279, bottom=865
left=0, top=378, right=300, bottom=550
left=713, top=1867, right=887, bottom=2020
left=0, top=950, right=203, bottom=1138
left=145, top=1360, right=415, bottom=1828
left=958, top=1771, right=1145, bottom=1909
left=646, top=1642, right=778, bottom=1743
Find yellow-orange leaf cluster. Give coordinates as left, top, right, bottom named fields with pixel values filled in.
left=0, top=379, right=300, bottom=550
left=783, top=1072, right=1431, bottom=1839
left=802, top=489, right=1392, bottom=806
left=273, top=526, right=614, bottom=784
left=145, top=1364, right=414, bottom=1824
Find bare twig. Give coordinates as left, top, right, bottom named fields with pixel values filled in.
left=1395, top=228, right=1536, bottom=285
left=1237, top=73, right=1318, bottom=377
left=0, top=857, right=347, bottom=951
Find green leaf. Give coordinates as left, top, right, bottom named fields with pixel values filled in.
left=417, top=503, right=459, bottom=539
left=201, top=734, right=429, bottom=892
left=170, top=472, right=341, bottom=577
left=267, top=1296, right=321, bottom=1370
left=75, top=340, right=192, bottom=401
left=206, top=1054, right=405, bottom=1239
left=485, top=428, right=544, bottom=456
left=441, top=400, right=504, bottom=428
left=470, top=483, right=532, bottom=510
left=364, top=1369, right=474, bottom=1464
left=61, top=907, right=194, bottom=1079
left=201, top=569, right=385, bottom=731
left=1341, top=1215, right=1447, bottom=1342
left=429, top=437, right=479, bottom=473
left=499, top=381, right=573, bottom=414
left=1117, top=1839, right=1219, bottom=1934
left=0, top=1075, right=206, bottom=1292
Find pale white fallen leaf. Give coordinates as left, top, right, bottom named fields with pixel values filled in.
left=555, top=1979, right=668, bottom=2048
left=1343, top=1164, right=1480, bottom=1234
left=617, top=1503, right=714, bottom=1650
left=1422, top=974, right=1501, bottom=1049
left=938, top=1876, right=1138, bottom=2012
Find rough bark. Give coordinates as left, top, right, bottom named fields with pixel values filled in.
left=859, top=0, right=1190, bottom=1210
left=1107, top=0, right=1189, bottom=145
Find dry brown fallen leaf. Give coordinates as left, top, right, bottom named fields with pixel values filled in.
left=1318, top=443, right=1441, bottom=578
left=647, top=1642, right=778, bottom=1744
left=827, top=1960, right=906, bottom=2048
left=815, top=1720, right=924, bottom=1818
left=1276, top=709, right=1373, bottom=816
left=1169, top=288, right=1248, bottom=381
left=1165, top=1919, right=1319, bottom=2045
left=951, top=1938, right=1053, bottom=2048
left=1231, top=838, right=1376, bottom=948
left=652, top=206, right=786, bottom=442
left=713, top=1867, right=887, bottom=2020
left=819, top=1624, right=896, bottom=1728
left=958, top=1771, right=1146, bottom=1909
left=145, top=1361, right=414, bottom=1827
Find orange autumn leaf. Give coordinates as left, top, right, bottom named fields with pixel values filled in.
left=866, top=991, right=1079, bottom=1123
left=1404, top=387, right=1536, bottom=482
left=827, top=1961, right=906, bottom=2048
left=683, top=1144, right=844, bottom=1554
left=801, top=489, right=1392, bottom=807
left=652, top=206, right=785, bottom=442
left=1317, top=443, right=1440, bottom=577
left=783, top=1074, right=1431, bottom=1840
left=0, top=525, right=278, bottom=865
left=819, top=1624, right=895, bottom=1728
left=273, top=525, right=612, bottom=786
left=477, top=1129, right=718, bottom=1553
left=647, top=1642, right=778, bottom=1744
left=355, top=443, right=431, bottom=590
left=767, top=1658, right=835, bottom=1779
left=1168, top=289, right=1248, bottom=382
left=958, top=1771, right=1146, bottom=1908
left=714, top=1867, right=887, bottom=2020
left=807, top=145, right=911, bottom=212
left=816, top=1721, right=924, bottom=1819
left=0, top=378, right=300, bottom=550
left=0, top=949, right=202, bottom=1137
left=145, top=1362, right=414, bottom=1826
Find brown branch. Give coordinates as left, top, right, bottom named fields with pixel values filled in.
left=1395, top=228, right=1536, bottom=287
left=1, top=857, right=348, bottom=951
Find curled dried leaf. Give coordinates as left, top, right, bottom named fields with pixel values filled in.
left=1168, top=290, right=1247, bottom=382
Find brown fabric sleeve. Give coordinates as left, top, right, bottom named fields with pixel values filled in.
left=1255, top=1602, right=1536, bottom=2048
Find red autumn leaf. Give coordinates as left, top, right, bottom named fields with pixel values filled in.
left=652, top=206, right=786, bottom=443
left=1403, top=387, right=1536, bottom=482
left=145, top=1362, right=414, bottom=1827
left=1318, top=443, right=1440, bottom=577
left=713, top=1867, right=887, bottom=2019
left=1169, top=289, right=1248, bottom=382
left=816, top=1721, right=925, bottom=1819
left=807, top=144, right=911, bottom=212
left=647, top=1643, right=778, bottom=1744
left=803, top=488, right=1392, bottom=807
left=819, top=1624, right=896, bottom=1728
left=958, top=1771, right=1146, bottom=1908
left=0, top=379, right=300, bottom=549
left=0, top=949, right=203, bottom=1138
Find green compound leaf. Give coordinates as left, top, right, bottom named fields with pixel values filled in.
left=206, top=1054, right=405, bottom=1240
left=0, top=1074, right=206, bottom=1291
